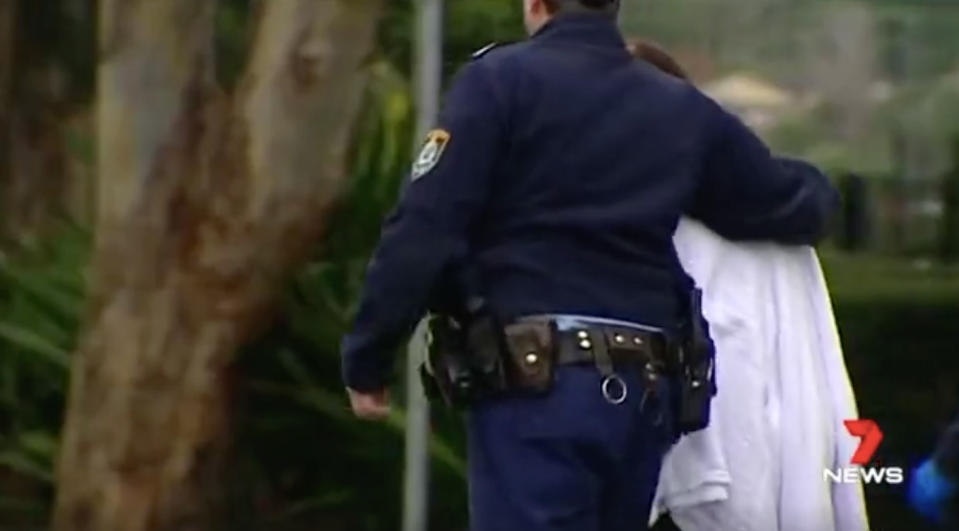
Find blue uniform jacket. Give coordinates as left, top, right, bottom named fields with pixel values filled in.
left=935, top=413, right=959, bottom=479
left=341, top=12, right=839, bottom=391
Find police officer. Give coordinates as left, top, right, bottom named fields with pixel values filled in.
left=341, top=0, right=839, bottom=529
left=910, top=413, right=959, bottom=525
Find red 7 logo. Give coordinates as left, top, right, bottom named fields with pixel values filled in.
left=844, top=419, right=884, bottom=466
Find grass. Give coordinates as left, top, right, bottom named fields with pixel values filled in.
left=820, top=249, right=959, bottom=302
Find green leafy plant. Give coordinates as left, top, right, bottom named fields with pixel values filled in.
left=0, top=223, right=89, bottom=523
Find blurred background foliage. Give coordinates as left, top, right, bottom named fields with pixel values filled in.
left=0, top=0, right=958, bottom=530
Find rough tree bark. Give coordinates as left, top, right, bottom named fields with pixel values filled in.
left=53, top=1, right=382, bottom=530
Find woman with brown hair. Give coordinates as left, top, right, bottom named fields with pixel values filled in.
left=630, top=41, right=870, bottom=531
left=629, top=41, right=690, bottom=81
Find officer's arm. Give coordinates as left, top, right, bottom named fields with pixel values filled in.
left=341, top=61, right=505, bottom=392
left=691, top=104, right=840, bottom=244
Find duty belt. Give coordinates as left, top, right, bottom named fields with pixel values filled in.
left=510, top=315, right=675, bottom=406
left=554, top=323, right=670, bottom=368
left=423, top=294, right=713, bottom=434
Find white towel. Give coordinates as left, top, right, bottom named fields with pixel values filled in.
left=650, top=219, right=869, bottom=531
left=785, top=246, right=868, bottom=531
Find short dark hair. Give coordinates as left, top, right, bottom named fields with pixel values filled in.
left=543, top=0, right=618, bottom=15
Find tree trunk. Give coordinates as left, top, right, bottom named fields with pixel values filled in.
left=53, top=1, right=381, bottom=530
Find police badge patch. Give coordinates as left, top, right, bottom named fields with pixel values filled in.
left=411, top=129, right=450, bottom=181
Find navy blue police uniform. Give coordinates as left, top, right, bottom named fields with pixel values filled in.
left=342, top=11, right=839, bottom=531
left=909, top=412, right=959, bottom=523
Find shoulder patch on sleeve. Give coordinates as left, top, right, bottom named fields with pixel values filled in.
left=411, top=129, right=451, bottom=181
left=472, top=42, right=500, bottom=60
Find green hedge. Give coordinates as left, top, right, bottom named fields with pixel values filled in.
left=823, top=253, right=959, bottom=530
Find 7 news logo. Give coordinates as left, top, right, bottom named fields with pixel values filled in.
left=823, top=419, right=904, bottom=485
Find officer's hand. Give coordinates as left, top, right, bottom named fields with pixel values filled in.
left=347, top=387, right=391, bottom=420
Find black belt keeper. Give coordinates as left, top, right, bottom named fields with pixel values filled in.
left=588, top=328, right=615, bottom=378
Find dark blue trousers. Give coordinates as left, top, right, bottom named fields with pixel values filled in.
left=468, top=365, right=675, bottom=531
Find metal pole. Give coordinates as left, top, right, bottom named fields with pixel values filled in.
left=403, top=1, right=442, bottom=530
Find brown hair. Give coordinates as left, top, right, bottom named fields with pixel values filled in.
left=543, top=0, right=618, bottom=15
left=628, top=40, right=689, bottom=81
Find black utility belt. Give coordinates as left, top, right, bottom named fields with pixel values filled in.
left=553, top=322, right=672, bottom=369
left=421, top=314, right=677, bottom=408
left=422, top=290, right=716, bottom=436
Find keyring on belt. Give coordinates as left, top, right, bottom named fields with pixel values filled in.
left=601, top=374, right=628, bottom=405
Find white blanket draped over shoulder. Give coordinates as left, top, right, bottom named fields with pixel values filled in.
left=650, top=218, right=870, bottom=531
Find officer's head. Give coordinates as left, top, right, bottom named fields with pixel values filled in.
left=523, top=0, right=619, bottom=35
